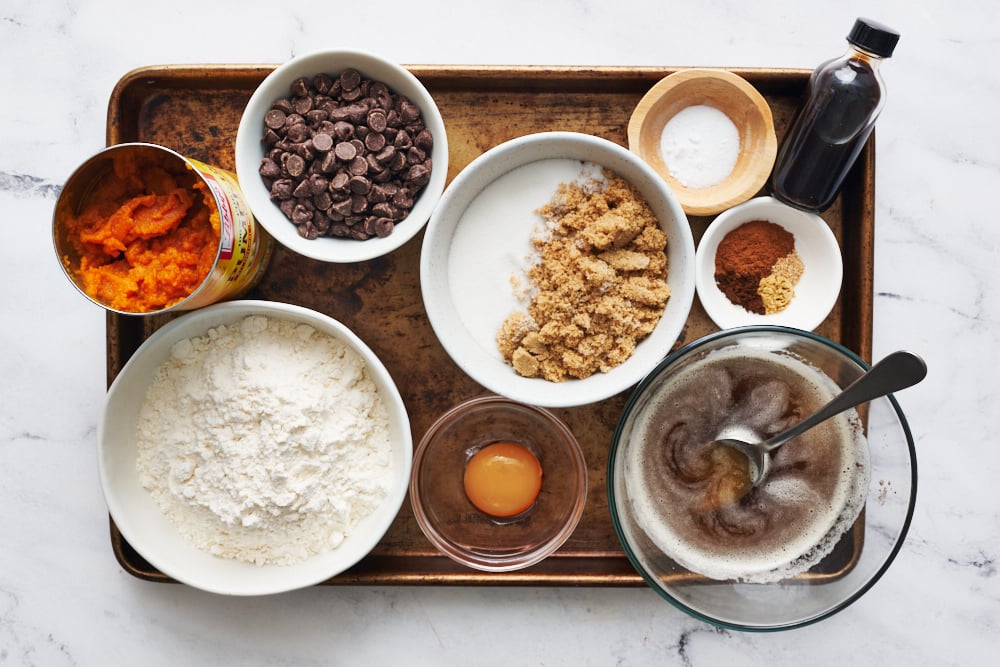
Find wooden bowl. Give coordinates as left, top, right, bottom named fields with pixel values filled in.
left=627, top=69, right=777, bottom=217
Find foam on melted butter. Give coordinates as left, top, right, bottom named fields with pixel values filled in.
left=624, top=346, right=869, bottom=583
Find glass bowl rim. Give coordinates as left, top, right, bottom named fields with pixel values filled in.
left=410, top=394, right=588, bottom=572
left=606, top=324, right=918, bottom=631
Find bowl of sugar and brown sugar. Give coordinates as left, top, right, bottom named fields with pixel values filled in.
left=695, top=196, right=843, bottom=331
left=98, top=300, right=412, bottom=595
left=420, top=131, right=696, bottom=409
left=627, top=68, right=777, bottom=217
left=235, top=49, right=448, bottom=263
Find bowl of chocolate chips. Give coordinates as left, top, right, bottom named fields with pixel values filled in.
left=236, top=49, right=448, bottom=263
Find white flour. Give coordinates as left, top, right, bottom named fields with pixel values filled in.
left=136, top=314, right=392, bottom=566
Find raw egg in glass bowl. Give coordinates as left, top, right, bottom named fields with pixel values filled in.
left=463, top=441, right=544, bottom=517
left=410, top=395, right=588, bottom=571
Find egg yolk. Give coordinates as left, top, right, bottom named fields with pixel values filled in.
left=463, top=442, right=543, bottom=517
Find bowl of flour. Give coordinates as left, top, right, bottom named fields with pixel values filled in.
left=98, top=300, right=411, bottom=595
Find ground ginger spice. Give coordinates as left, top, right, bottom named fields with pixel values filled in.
left=62, top=151, right=220, bottom=313
left=496, top=170, right=670, bottom=382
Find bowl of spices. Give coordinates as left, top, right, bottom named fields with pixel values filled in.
left=695, top=196, right=843, bottom=331
left=627, top=69, right=777, bottom=217
left=409, top=394, right=588, bottom=572
left=235, top=49, right=448, bottom=263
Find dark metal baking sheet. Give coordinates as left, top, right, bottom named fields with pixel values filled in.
left=104, top=65, right=874, bottom=585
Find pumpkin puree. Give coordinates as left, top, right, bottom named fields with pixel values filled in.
left=63, top=152, right=220, bottom=313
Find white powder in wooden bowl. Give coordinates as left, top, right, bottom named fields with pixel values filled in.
left=659, top=104, right=740, bottom=188
left=135, top=314, right=392, bottom=566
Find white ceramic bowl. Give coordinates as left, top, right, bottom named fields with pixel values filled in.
left=235, top=49, right=448, bottom=263
left=696, top=196, right=843, bottom=331
left=420, top=131, right=696, bottom=408
left=98, top=300, right=412, bottom=595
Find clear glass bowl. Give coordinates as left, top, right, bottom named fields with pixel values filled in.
left=608, top=326, right=917, bottom=631
left=410, top=395, right=588, bottom=572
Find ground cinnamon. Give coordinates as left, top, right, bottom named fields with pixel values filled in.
left=714, top=220, right=796, bottom=315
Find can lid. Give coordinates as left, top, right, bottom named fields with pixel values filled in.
left=848, top=17, right=900, bottom=58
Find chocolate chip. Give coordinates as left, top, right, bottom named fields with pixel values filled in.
left=330, top=172, right=350, bottom=192
left=334, top=141, right=357, bottom=161
left=285, top=153, right=306, bottom=178
left=291, top=203, right=313, bottom=223
left=313, top=73, right=334, bottom=95
left=286, top=123, right=309, bottom=143
left=367, top=109, right=388, bottom=133
left=331, top=198, right=354, bottom=217
left=259, top=157, right=281, bottom=179
left=264, top=109, right=287, bottom=130
left=340, top=68, right=362, bottom=91
left=319, top=151, right=338, bottom=173
left=293, top=96, right=313, bottom=115
left=290, top=77, right=310, bottom=98
left=414, top=128, right=434, bottom=152
left=272, top=98, right=294, bottom=114
left=365, top=131, right=386, bottom=152
left=306, top=109, right=328, bottom=125
left=311, top=132, right=333, bottom=152
left=270, top=178, right=294, bottom=199
left=399, top=99, right=421, bottom=123
left=351, top=194, right=369, bottom=214
left=308, top=173, right=329, bottom=195
left=348, top=156, right=368, bottom=176
left=333, top=121, right=354, bottom=141
left=292, top=179, right=312, bottom=198
left=349, top=175, right=371, bottom=195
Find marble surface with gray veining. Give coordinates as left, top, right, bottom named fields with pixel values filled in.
left=1, top=0, right=996, bottom=664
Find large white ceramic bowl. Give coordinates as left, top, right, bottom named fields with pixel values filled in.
left=235, top=49, right=448, bottom=263
left=98, top=300, right=412, bottom=595
left=420, top=131, right=696, bottom=408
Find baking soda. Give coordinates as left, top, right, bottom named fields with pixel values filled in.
left=659, top=104, right=740, bottom=188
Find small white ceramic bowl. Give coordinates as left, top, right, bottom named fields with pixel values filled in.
left=420, top=131, right=696, bottom=408
left=695, top=196, right=843, bottom=331
left=235, top=49, right=448, bottom=263
left=98, top=300, right=412, bottom=595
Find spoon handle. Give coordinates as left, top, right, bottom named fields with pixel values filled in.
left=762, top=350, right=927, bottom=452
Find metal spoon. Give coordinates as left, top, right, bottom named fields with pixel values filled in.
left=715, top=350, right=927, bottom=486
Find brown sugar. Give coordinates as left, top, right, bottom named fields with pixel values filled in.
left=496, top=170, right=671, bottom=382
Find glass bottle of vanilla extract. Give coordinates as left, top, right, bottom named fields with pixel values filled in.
left=771, top=18, right=900, bottom=211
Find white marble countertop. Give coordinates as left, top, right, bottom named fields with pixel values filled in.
left=2, top=0, right=996, bottom=664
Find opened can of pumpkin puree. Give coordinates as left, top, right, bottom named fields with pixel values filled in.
left=53, top=143, right=273, bottom=315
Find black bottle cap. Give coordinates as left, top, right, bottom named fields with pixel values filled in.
left=848, top=17, right=900, bottom=57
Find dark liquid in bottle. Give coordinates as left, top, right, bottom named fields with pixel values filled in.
left=771, top=57, right=882, bottom=211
